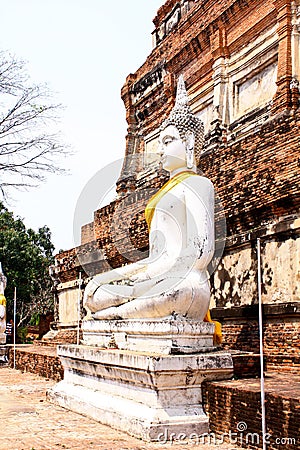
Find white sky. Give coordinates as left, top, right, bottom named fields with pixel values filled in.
left=0, top=0, right=163, bottom=252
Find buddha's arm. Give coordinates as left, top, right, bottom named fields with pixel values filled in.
left=184, top=176, right=215, bottom=269
left=84, top=259, right=150, bottom=301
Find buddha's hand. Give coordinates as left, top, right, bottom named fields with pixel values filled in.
left=129, top=272, right=151, bottom=284
left=83, top=278, right=100, bottom=306
left=0, top=305, right=5, bottom=320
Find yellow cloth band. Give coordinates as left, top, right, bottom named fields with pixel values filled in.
left=145, top=171, right=197, bottom=229
left=0, top=294, right=6, bottom=307
left=204, top=309, right=222, bottom=345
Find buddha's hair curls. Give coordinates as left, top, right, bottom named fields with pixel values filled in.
left=160, top=75, right=204, bottom=165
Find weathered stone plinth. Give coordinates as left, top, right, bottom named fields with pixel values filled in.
left=82, top=317, right=216, bottom=354
left=48, top=343, right=233, bottom=441
left=0, top=332, right=6, bottom=345
left=0, top=345, right=8, bottom=364
left=0, top=332, right=8, bottom=365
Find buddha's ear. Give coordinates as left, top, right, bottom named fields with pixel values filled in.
left=184, top=131, right=195, bottom=168
left=185, top=131, right=195, bottom=150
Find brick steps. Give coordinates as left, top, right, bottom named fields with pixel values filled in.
left=7, top=345, right=63, bottom=382
left=204, top=373, right=300, bottom=450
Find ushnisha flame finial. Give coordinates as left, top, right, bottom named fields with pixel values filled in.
left=174, top=74, right=189, bottom=108
left=161, top=75, right=204, bottom=165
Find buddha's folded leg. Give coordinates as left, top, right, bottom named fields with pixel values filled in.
left=92, top=276, right=209, bottom=320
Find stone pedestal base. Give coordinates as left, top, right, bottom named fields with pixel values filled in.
left=0, top=345, right=8, bottom=364
left=82, top=317, right=216, bottom=354
left=48, top=345, right=233, bottom=441
left=0, top=332, right=6, bottom=345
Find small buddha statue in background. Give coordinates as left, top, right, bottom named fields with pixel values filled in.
left=0, top=263, right=7, bottom=345
left=84, top=76, right=217, bottom=330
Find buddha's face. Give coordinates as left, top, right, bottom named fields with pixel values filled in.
left=159, top=125, right=186, bottom=172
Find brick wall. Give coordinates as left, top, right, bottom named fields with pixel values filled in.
left=81, top=222, right=94, bottom=245
left=222, top=320, right=300, bottom=373
left=203, top=377, right=300, bottom=449
left=122, top=0, right=279, bottom=143
left=201, top=112, right=300, bottom=239
left=40, top=328, right=80, bottom=346
left=8, top=346, right=63, bottom=382
left=212, top=303, right=300, bottom=373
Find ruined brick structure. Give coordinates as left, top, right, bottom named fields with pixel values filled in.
left=53, top=0, right=300, bottom=372
left=203, top=375, right=300, bottom=449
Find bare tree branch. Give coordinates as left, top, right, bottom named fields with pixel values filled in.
left=0, top=51, right=70, bottom=197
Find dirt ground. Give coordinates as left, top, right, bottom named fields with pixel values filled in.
left=0, top=366, right=245, bottom=450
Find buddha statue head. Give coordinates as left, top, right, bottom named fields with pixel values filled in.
left=160, top=75, right=204, bottom=169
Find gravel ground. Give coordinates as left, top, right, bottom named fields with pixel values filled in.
left=0, top=366, right=244, bottom=450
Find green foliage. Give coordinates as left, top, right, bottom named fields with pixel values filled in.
left=17, top=326, right=28, bottom=343
left=0, top=202, right=55, bottom=325
left=29, top=313, right=40, bottom=326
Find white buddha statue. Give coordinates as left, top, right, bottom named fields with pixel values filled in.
left=84, top=76, right=217, bottom=329
left=0, top=263, right=7, bottom=345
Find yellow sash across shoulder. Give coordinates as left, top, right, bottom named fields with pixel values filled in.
left=145, top=171, right=196, bottom=229
left=0, top=294, right=6, bottom=306
left=144, top=170, right=222, bottom=345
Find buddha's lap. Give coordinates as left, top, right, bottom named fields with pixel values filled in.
left=87, top=270, right=210, bottom=315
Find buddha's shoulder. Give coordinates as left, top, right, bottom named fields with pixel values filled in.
left=182, top=174, right=214, bottom=191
